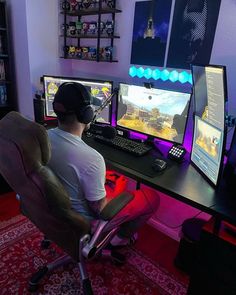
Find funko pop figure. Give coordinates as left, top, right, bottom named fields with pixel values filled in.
left=69, top=0, right=78, bottom=11
left=104, top=46, right=113, bottom=60
left=62, top=1, right=70, bottom=10
left=68, top=21, right=76, bottom=35
left=105, top=0, right=114, bottom=8
left=82, top=47, right=89, bottom=59
left=88, top=22, right=97, bottom=34
left=76, top=47, right=83, bottom=59
left=68, top=45, right=76, bottom=56
left=97, top=21, right=105, bottom=34
left=76, top=21, right=83, bottom=34
left=82, top=22, right=90, bottom=34
left=89, top=47, right=97, bottom=59
left=81, top=0, right=92, bottom=9
left=105, top=20, right=114, bottom=36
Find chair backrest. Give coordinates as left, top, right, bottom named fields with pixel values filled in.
left=0, top=111, right=90, bottom=260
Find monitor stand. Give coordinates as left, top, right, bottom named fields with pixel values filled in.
left=145, top=137, right=164, bottom=156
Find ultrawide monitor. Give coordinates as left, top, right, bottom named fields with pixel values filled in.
left=191, top=116, right=225, bottom=186
left=43, top=75, right=113, bottom=124
left=191, top=64, right=227, bottom=131
left=116, top=83, right=191, bottom=144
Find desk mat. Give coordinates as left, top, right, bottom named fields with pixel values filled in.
left=85, top=136, right=173, bottom=178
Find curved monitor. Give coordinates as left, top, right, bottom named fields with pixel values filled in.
left=116, top=83, right=191, bottom=144
left=43, top=75, right=113, bottom=124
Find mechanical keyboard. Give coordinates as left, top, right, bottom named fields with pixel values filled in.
left=94, top=135, right=152, bottom=156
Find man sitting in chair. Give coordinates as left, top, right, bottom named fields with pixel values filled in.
left=48, top=82, right=160, bottom=247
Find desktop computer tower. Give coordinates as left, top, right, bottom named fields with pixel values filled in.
left=33, top=96, right=45, bottom=125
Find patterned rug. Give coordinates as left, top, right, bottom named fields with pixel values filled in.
left=0, top=215, right=187, bottom=295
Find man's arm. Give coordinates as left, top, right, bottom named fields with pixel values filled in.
left=87, top=197, right=108, bottom=217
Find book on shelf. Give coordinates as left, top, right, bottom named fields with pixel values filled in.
left=0, top=59, right=5, bottom=80
left=0, top=84, right=7, bottom=105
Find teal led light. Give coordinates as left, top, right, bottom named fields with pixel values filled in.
left=137, top=67, right=145, bottom=78
left=169, top=70, right=179, bottom=83
left=178, top=71, right=189, bottom=84
left=152, top=69, right=161, bottom=80
left=188, top=74, right=193, bottom=85
left=144, top=68, right=152, bottom=79
left=128, top=66, right=192, bottom=84
left=160, top=69, right=170, bottom=81
left=129, top=66, right=137, bottom=78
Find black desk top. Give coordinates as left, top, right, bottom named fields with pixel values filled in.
left=83, top=135, right=228, bottom=219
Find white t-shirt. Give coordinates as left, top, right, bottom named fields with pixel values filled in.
left=47, top=128, right=106, bottom=220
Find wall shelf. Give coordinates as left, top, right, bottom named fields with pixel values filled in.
left=59, top=0, right=121, bottom=62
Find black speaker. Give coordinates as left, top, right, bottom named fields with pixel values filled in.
left=33, top=97, right=45, bottom=124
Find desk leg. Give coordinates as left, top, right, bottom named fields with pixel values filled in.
left=136, top=182, right=141, bottom=190
left=213, top=217, right=221, bottom=235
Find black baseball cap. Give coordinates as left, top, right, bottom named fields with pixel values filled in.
left=53, top=82, right=91, bottom=114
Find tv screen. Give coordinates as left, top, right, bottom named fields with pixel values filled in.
left=43, top=75, right=113, bottom=124
left=191, top=116, right=225, bottom=186
left=191, top=64, right=227, bottom=131
left=116, top=83, right=191, bottom=144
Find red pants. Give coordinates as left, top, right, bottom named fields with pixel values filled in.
left=99, top=171, right=160, bottom=238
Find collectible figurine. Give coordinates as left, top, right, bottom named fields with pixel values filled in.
left=61, top=23, right=69, bottom=35
left=82, top=47, right=89, bottom=59
left=105, top=20, right=114, bottom=36
left=93, top=0, right=100, bottom=9
left=76, top=47, right=83, bottom=58
left=82, top=22, right=90, bottom=34
left=81, top=0, right=92, bottom=9
left=70, top=0, right=78, bottom=11
left=89, top=47, right=97, bottom=59
left=88, top=22, right=97, bottom=34
left=68, top=45, right=76, bottom=56
left=105, top=0, right=114, bottom=8
left=76, top=20, right=83, bottom=35
left=68, top=21, right=76, bottom=35
left=97, top=21, right=105, bottom=34
left=62, top=0, right=70, bottom=10
left=76, top=0, right=83, bottom=10
left=104, top=46, right=113, bottom=60
left=63, top=45, right=69, bottom=56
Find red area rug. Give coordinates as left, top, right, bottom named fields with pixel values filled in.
left=0, top=215, right=187, bottom=295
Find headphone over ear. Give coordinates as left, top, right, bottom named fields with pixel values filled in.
left=70, top=83, right=94, bottom=124
left=53, top=82, right=94, bottom=124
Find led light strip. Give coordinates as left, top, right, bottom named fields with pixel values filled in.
left=129, top=66, right=193, bottom=84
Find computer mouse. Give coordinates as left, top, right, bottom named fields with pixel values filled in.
left=152, top=158, right=167, bottom=172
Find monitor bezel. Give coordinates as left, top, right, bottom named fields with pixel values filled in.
left=191, top=63, right=228, bottom=115
left=190, top=63, right=228, bottom=187
left=190, top=115, right=227, bottom=187
left=43, top=74, right=113, bottom=125
left=115, top=82, right=192, bottom=145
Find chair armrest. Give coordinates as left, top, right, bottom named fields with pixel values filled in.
left=100, top=192, right=134, bottom=221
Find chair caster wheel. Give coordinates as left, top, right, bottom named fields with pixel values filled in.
left=28, top=284, right=39, bottom=292
left=111, top=250, right=126, bottom=265
left=41, top=239, right=51, bottom=249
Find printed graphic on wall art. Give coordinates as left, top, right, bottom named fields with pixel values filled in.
left=130, top=0, right=172, bottom=67
left=167, top=0, right=221, bottom=69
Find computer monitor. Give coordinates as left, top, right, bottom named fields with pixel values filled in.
left=191, top=116, right=225, bottom=186
left=116, top=83, right=191, bottom=144
left=43, top=75, right=113, bottom=124
left=191, top=64, right=228, bottom=131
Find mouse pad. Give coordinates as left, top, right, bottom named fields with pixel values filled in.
left=85, top=136, right=173, bottom=178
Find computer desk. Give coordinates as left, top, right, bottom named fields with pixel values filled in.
left=83, top=134, right=236, bottom=233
